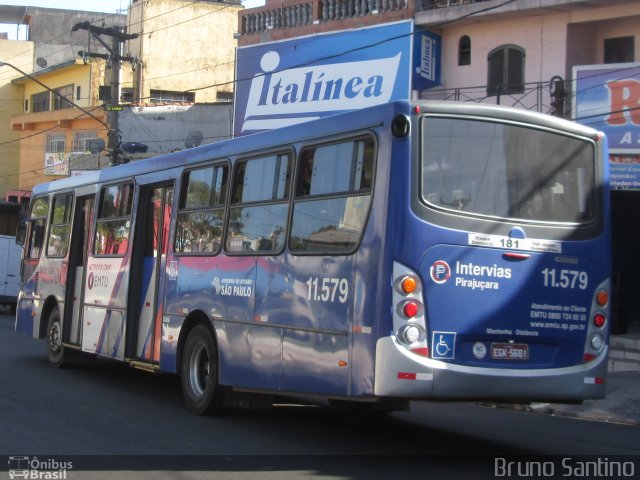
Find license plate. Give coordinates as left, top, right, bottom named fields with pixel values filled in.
left=491, top=343, right=529, bottom=360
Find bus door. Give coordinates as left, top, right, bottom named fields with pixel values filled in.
left=128, top=183, right=173, bottom=363
left=63, top=195, right=94, bottom=345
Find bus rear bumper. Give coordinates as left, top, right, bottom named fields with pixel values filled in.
left=374, top=336, right=608, bottom=402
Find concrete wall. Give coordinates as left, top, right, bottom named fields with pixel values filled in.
left=127, top=0, right=242, bottom=103
left=118, top=102, right=233, bottom=154
left=27, top=7, right=126, bottom=73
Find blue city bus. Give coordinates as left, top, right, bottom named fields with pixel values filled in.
left=15, top=100, right=611, bottom=414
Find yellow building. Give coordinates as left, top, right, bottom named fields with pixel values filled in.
left=9, top=59, right=109, bottom=192
left=127, top=0, right=242, bottom=103
left=0, top=39, right=34, bottom=200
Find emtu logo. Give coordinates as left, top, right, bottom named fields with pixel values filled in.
left=430, top=260, right=451, bottom=284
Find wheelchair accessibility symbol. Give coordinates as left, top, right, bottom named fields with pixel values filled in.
left=432, top=332, right=456, bottom=359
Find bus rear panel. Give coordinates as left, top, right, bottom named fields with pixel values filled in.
left=375, top=102, right=610, bottom=402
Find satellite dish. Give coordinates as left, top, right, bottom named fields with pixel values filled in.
left=184, top=130, right=203, bottom=149
left=88, top=138, right=106, bottom=154
left=35, top=57, right=48, bottom=68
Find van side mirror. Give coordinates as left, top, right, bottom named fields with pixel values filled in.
left=15, top=220, right=26, bottom=246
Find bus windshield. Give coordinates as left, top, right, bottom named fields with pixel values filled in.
left=420, top=116, right=595, bottom=224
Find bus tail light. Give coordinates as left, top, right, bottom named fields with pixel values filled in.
left=596, top=290, right=608, bottom=307
left=393, top=262, right=429, bottom=357
left=592, top=313, right=606, bottom=328
left=582, top=280, right=611, bottom=364
left=402, top=301, right=419, bottom=318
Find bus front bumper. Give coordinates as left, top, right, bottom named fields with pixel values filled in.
left=374, top=336, right=608, bottom=402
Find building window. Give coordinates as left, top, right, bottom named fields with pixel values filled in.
left=73, top=131, right=98, bottom=152
left=46, top=134, right=66, bottom=153
left=53, top=84, right=74, bottom=110
left=459, top=35, right=471, bottom=66
left=604, top=36, right=635, bottom=64
left=487, top=45, right=525, bottom=96
left=31, top=91, right=50, bottom=113
left=76, top=86, right=81, bottom=101
left=121, top=88, right=134, bottom=103
left=217, top=91, right=233, bottom=102
left=149, top=89, right=195, bottom=104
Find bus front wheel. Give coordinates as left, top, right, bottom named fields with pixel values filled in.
left=46, top=306, right=67, bottom=368
left=181, top=325, right=224, bottom=415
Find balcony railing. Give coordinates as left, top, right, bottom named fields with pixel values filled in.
left=419, top=0, right=490, bottom=9
left=240, top=0, right=409, bottom=36
left=420, top=80, right=569, bottom=119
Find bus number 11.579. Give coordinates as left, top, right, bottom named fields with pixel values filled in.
left=306, top=277, right=349, bottom=303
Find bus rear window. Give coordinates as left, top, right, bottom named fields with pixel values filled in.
left=420, top=117, right=595, bottom=223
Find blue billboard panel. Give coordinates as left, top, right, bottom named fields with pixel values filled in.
left=412, top=30, right=441, bottom=90
left=234, top=21, right=412, bottom=136
left=573, top=63, right=640, bottom=154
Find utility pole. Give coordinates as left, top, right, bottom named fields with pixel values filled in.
left=72, top=22, right=138, bottom=166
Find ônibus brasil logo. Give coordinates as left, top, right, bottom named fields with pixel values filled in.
left=430, top=260, right=451, bottom=284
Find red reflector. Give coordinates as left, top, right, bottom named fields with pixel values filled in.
left=398, top=372, right=416, bottom=380
left=414, top=105, right=421, bottom=114
left=403, top=301, right=418, bottom=318
left=584, top=353, right=596, bottom=363
left=593, top=313, right=606, bottom=328
left=595, top=377, right=605, bottom=385
left=410, top=347, right=429, bottom=357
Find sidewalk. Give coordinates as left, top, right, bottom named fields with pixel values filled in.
left=546, top=324, right=640, bottom=425
left=547, top=371, right=640, bottom=425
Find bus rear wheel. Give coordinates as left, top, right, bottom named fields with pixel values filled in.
left=181, top=325, right=224, bottom=415
left=46, top=306, right=67, bottom=368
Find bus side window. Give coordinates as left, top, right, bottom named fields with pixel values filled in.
left=226, top=153, right=292, bottom=254
left=46, top=193, right=73, bottom=257
left=175, top=164, right=228, bottom=254
left=290, top=137, right=375, bottom=254
left=94, top=183, right=133, bottom=256
left=26, top=197, right=49, bottom=259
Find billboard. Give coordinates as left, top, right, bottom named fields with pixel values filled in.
left=573, top=63, right=640, bottom=154
left=233, top=21, right=413, bottom=136
left=573, top=63, right=640, bottom=190
left=412, top=29, right=441, bottom=91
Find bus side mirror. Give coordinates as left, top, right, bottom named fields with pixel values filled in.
left=15, top=220, right=26, bottom=246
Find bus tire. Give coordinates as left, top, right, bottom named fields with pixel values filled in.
left=181, top=325, right=224, bottom=415
left=46, top=306, right=67, bottom=368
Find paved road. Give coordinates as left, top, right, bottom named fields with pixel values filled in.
left=1, top=308, right=638, bottom=478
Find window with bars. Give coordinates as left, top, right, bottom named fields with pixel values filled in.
left=150, top=89, right=195, bottom=104
left=46, top=134, right=66, bottom=153
left=73, top=131, right=98, bottom=152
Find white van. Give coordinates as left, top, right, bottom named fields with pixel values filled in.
left=0, top=235, right=21, bottom=314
